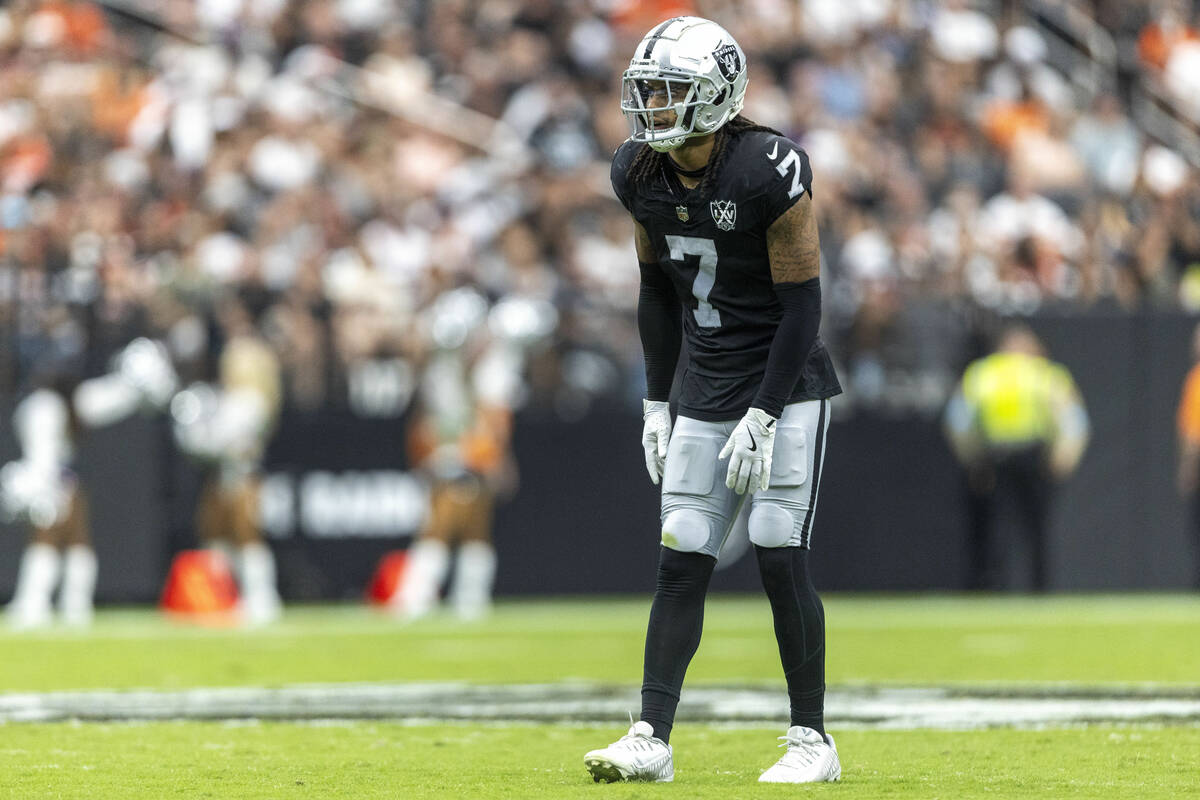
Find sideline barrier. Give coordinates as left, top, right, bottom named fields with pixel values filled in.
left=0, top=313, right=1197, bottom=599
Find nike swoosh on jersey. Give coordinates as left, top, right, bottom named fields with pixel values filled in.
left=766, top=141, right=779, bottom=160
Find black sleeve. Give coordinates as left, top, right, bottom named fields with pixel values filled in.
left=637, top=260, right=682, bottom=402
left=751, top=277, right=822, bottom=418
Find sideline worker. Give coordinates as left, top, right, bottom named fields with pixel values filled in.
left=944, top=325, right=1090, bottom=591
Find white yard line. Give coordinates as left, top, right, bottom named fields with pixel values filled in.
left=2, top=684, right=1200, bottom=728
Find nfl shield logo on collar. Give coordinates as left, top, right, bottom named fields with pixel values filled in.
left=710, top=199, right=736, bottom=231
left=676, top=205, right=689, bottom=222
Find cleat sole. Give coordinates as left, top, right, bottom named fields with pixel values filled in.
left=585, top=758, right=628, bottom=783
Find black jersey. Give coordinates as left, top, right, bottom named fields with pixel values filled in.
left=612, top=130, right=842, bottom=421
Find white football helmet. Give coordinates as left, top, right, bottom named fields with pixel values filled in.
left=621, top=16, right=748, bottom=152
left=114, top=337, right=178, bottom=409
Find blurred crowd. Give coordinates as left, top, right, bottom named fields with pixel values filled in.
left=2, top=0, right=1199, bottom=421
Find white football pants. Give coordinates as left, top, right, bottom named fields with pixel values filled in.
left=659, top=399, right=831, bottom=558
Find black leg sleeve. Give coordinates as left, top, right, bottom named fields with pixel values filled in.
left=754, top=545, right=826, bottom=735
left=640, top=547, right=716, bottom=744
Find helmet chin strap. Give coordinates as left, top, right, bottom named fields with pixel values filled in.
left=646, top=100, right=691, bottom=151
left=646, top=113, right=725, bottom=153
left=648, top=137, right=686, bottom=152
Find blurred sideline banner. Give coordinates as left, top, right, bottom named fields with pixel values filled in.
left=0, top=313, right=1197, bottom=601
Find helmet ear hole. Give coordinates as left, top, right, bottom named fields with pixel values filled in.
left=713, top=88, right=727, bottom=106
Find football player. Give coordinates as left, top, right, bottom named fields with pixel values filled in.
left=171, top=296, right=283, bottom=625
left=583, top=17, right=842, bottom=784
left=2, top=339, right=177, bottom=629
left=393, top=288, right=555, bottom=622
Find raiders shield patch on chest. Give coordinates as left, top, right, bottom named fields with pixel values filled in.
left=710, top=199, right=736, bottom=231
left=676, top=205, right=689, bottom=222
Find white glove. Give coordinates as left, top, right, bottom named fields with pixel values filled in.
left=116, top=338, right=178, bottom=410
left=170, top=383, right=222, bottom=461
left=719, top=407, right=777, bottom=495
left=641, top=399, right=672, bottom=485
left=0, top=459, right=70, bottom=528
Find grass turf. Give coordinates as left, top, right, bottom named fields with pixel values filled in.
left=0, top=721, right=1196, bottom=799
left=3, top=596, right=1198, bottom=798
left=1, top=594, right=1198, bottom=691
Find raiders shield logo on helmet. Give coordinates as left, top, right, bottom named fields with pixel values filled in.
left=676, top=205, right=689, bottom=222
left=710, top=199, right=736, bottom=231
left=712, top=43, right=741, bottom=82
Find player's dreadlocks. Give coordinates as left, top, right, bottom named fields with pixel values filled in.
left=626, top=115, right=783, bottom=197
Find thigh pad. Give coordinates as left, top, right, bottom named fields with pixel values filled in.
left=767, top=425, right=808, bottom=488
left=662, top=433, right=721, bottom=497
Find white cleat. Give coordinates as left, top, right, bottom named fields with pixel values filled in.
left=6, top=601, right=53, bottom=631
left=758, top=725, right=841, bottom=783
left=58, top=600, right=94, bottom=628
left=239, top=592, right=282, bottom=627
left=584, top=721, right=674, bottom=783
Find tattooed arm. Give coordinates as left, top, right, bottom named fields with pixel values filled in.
left=766, top=193, right=821, bottom=283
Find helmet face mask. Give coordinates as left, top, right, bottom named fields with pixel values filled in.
left=620, top=17, right=747, bottom=153
left=621, top=72, right=709, bottom=152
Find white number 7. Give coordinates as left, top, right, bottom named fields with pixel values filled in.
left=775, top=149, right=807, bottom=200
left=665, top=235, right=721, bottom=328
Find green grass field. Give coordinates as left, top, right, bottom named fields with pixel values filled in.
left=4, top=594, right=1200, bottom=690
left=2, top=722, right=1196, bottom=799
left=1, top=594, right=1198, bottom=798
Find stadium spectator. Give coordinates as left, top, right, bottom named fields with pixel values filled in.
left=1137, top=0, right=1200, bottom=71
left=943, top=325, right=1090, bottom=591
left=981, top=83, right=1051, bottom=155
left=1070, top=94, right=1141, bottom=197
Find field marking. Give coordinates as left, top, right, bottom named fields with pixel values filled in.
left=3, top=683, right=1200, bottom=729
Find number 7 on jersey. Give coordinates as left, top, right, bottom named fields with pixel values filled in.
left=665, top=234, right=721, bottom=328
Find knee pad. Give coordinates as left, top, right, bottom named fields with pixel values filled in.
left=661, top=509, right=710, bottom=553
left=748, top=504, right=795, bottom=548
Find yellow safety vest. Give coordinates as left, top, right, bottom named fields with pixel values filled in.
left=961, top=352, right=1077, bottom=447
